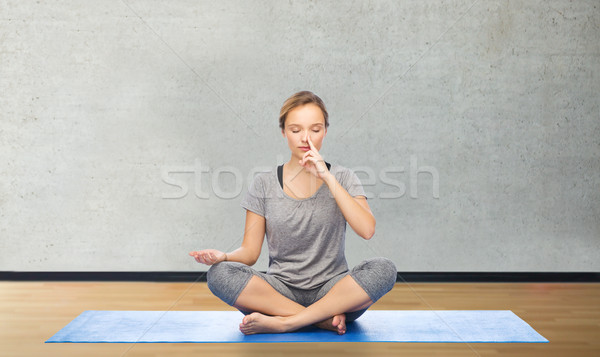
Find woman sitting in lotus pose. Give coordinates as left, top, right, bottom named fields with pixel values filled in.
left=189, top=91, right=396, bottom=335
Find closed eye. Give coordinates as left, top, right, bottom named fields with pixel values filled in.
left=291, top=128, right=322, bottom=133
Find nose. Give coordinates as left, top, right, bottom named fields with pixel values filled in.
left=302, top=131, right=309, bottom=143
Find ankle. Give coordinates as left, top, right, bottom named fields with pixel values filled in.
left=279, top=316, right=296, bottom=333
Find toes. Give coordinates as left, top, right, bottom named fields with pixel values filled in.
left=240, top=313, right=262, bottom=335
left=242, top=312, right=257, bottom=325
left=239, top=323, right=253, bottom=335
left=332, top=314, right=345, bottom=326
left=337, top=315, right=347, bottom=335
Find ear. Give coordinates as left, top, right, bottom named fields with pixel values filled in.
left=281, top=128, right=286, bottom=138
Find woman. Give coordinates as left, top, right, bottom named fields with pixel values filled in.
left=189, top=91, right=396, bottom=335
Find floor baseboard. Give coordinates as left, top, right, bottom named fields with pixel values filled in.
left=1, top=271, right=598, bottom=282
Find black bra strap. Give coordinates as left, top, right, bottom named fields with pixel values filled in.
left=277, top=164, right=284, bottom=188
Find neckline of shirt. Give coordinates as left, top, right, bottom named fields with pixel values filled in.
left=274, top=163, right=335, bottom=202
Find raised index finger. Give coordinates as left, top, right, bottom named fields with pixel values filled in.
left=307, top=135, right=317, bottom=151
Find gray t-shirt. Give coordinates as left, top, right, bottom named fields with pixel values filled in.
left=240, top=164, right=367, bottom=290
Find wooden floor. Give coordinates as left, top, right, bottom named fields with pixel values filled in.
left=1, top=281, right=599, bottom=357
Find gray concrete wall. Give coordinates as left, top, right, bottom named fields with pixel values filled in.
left=1, top=0, right=598, bottom=272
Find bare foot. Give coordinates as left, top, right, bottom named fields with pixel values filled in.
left=315, top=313, right=347, bottom=335
left=239, top=312, right=288, bottom=335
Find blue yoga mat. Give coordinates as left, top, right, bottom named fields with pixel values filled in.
left=46, top=310, right=548, bottom=343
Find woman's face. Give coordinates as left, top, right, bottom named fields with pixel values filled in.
left=281, top=104, right=327, bottom=160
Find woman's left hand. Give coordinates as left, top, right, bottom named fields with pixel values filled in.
left=299, top=136, right=330, bottom=179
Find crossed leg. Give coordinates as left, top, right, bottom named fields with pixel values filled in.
left=233, top=275, right=351, bottom=334
left=234, top=275, right=373, bottom=335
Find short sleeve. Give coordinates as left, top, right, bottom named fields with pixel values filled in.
left=240, top=174, right=266, bottom=216
left=344, top=169, right=367, bottom=198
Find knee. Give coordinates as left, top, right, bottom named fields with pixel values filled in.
left=206, top=262, right=238, bottom=296
left=206, top=261, right=253, bottom=305
left=206, top=262, right=223, bottom=286
left=372, top=257, right=397, bottom=288
left=351, top=257, right=397, bottom=303
left=364, top=257, right=397, bottom=292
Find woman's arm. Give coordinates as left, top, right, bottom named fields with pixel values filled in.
left=189, top=210, right=265, bottom=266
left=299, top=136, right=375, bottom=240
left=225, top=210, right=265, bottom=265
left=322, top=174, right=376, bottom=240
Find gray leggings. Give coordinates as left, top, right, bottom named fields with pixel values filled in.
left=206, top=257, right=397, bottom=322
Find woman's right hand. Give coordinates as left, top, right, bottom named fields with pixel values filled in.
left=188, top=249, right=226, bottom=266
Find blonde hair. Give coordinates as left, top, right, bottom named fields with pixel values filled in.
left=279, top=91, right=329, bottom=130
